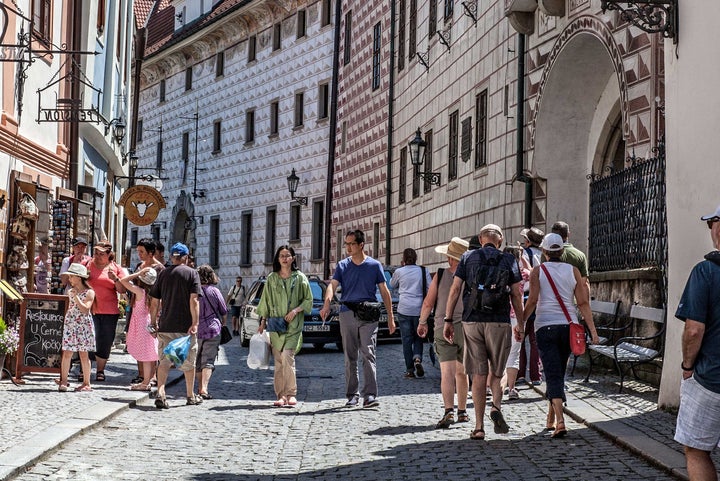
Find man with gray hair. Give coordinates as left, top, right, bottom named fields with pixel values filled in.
left=444, top=224, right=525, bottom=440
left=551, top=221, right=589, bottom=295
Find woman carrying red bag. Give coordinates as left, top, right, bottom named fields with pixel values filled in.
left=522, top=233, right=599, bottom=439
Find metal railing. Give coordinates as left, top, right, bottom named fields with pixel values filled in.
left=588, top=142, right=667, bottom=272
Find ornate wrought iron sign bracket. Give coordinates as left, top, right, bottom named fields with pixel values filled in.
left=601, top=0, right=678, bottom=44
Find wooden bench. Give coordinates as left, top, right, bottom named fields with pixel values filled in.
left=583, top=304, right=666, bottom=392
left=570, top=299, right=621, bottom=375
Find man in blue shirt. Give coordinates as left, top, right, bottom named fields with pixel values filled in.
left=444, top=224, right=524, bottom=440
left=675, top=204, right=720, bottom=480
left=321, top=230, right=396, bottom=408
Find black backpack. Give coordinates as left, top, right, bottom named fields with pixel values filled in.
left=469, top=250, right=511, bottom=314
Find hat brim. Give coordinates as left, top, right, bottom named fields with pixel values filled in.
left=61, top=271, right=89, bottom=279
left=435, top=245, right=462, bottom=261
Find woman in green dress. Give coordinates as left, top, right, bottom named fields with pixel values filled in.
left=257, top=245, right=313, bottom=407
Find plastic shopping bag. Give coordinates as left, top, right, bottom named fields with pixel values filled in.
left=247, top=332, right=271, bottom=370
left=163, top=335, right=191, bottom=367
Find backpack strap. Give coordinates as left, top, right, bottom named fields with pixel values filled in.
left=420, top=266, right=427, bottom=298
left=524, top=247, right=535, bottom=267
left=432, top=268, right=445, bottom=314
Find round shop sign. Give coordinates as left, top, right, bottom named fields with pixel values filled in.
left=118, top=185, right=166, bottom=226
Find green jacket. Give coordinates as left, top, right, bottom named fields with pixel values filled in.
left=256, top=271, right=313, bottom=352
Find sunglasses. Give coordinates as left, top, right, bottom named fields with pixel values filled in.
left=707, top=217, right=720, bottom=229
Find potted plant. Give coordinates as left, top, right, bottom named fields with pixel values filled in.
left=0, top=317, right=20, bottom=369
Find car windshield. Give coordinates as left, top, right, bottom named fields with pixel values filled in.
left=250, top=283, right=264, bottom=305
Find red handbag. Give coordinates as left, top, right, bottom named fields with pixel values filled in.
left=540, top=264, right=586, bottom=356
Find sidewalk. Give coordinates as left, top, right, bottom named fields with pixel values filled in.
left=0, top=344, right=714, bottom=480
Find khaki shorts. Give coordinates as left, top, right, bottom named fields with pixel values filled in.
left=157, top=332, right=198, bottom=372
left=462, top=322, right=511, bottom=377
left=434, top=320, right=464, bottom=363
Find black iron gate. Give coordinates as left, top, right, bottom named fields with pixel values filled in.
left=588, top=142, right=667, bottom=273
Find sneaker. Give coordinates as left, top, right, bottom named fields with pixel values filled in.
left=345, top=395, right=360, bottom=407
left=414, top=359, right=424, bottom=378
left=531, top=380, right=542, bottom=386
left=363, top=396, right=379, bottom=408
left=508, top=388, right=519, bottom=400
left=403, top=370, right=415, bottom=379
left=435, top=411, right=455, bottom=429
left=186, top=394, right=204, bottom=405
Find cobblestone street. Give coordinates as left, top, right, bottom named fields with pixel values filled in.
left=2, top=337, right=680, bottom=481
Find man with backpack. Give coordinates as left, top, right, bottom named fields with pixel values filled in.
left=444, top=224, right=525, bottom=440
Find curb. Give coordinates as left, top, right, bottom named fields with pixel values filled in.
left=0, top=372, right=184, bottom=481
left=530, top=383, right=689, bottom=481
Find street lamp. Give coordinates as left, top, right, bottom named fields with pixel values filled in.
left=105, top=117, right=126, bottom=144
left=286, top=168, right=308, bottom=206
left=408, top=129, right=440, bottom=186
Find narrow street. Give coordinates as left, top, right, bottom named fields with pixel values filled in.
left=10, top=339, right=670, bottom=481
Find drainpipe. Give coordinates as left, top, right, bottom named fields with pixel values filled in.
left=515, top=33, right=532, bottom=227
left=385, top=0, right=396, bottom=267
left=69, top=0, right=83, bottom=194
left=323, top=0, right=343, bottom=280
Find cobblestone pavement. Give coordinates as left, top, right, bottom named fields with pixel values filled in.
left=2, top=338, right=684, bottom=481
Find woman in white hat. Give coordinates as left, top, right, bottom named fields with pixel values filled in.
left=57, top=263, right=96, bottom=392
left=417, top=237, right=471, bottom=429
left=119, top=267, right=159, bottom=391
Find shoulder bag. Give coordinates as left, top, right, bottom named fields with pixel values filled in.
left=265, top=275, right=297, bottom=333
left=540, top=264, right=586, bottom=356
left=205, top=288, right=231, bottom=344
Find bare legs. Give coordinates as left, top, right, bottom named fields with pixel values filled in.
left=685, top=447, right=717, bottom=481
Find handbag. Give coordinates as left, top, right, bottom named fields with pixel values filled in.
left=266, top=317, right=287, bottom=333
left=540, top=264, right=586, bottom=356
left=9, top=217, right=31, bottom=239
left=19, top=192, right=39, bottom=220
left=220, top=325, right=232, bottom=344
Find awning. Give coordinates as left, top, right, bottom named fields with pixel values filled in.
left=0, top=280, right=24, bottom=302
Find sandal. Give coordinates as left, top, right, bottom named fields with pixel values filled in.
left=273, top=398, right=287, bottom=407
left=489, top=404, right=510, bottom=434
left=130, top=383, right=151, bottom=391
left=551, top=422, right=567, bottom=438
left=546, top=410, right=556, bottom=431
left=199, top=392, right=213, bottom=400
left=470, top=428, right=485, bottom=440
left=186, top=394, right=204, bottom=405
left=155, top=397, right=169, bottom=409
left=53, top=378, right=69, bottom=387
left=58, top=384, right=68, bottom=393
left=75, top=384, right=92, bottom=392
left=95, top=371, right=106, bottom=382
left=457, top=410, right=470, bottom=423
left=286, top=397, right=297, bottom=406
left=435, top=411, right=455, bottom=429
left=131, top=375, right=144, bottom=384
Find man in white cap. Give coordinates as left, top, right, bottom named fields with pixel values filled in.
left=444, top=224, right=525, bottom=440
left=674, top=204, right=720, bottom=479
left=418, top=237, right=470, bottom=429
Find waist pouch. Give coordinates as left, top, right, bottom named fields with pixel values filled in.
left=266, top=317, right=287, bottom=333
left=345, top=302, right=383, bottom=323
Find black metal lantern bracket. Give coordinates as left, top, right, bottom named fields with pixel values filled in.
left=286, top=169, right=308, bottom=206
left=408, top=129, right=441, bottom=186
left=601, top=0, right=678, bottom=44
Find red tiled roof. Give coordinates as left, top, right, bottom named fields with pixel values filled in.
left=133, top=0, right=156, bottom=30
left=143, top=0, right=253, bottom=59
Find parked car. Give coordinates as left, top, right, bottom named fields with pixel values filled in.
left=238, top=275, right=342, bottom=350
left=376, top=266, right=400, bottom=340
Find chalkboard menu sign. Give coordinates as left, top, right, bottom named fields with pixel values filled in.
left=15, top=293, right=68, bottom=376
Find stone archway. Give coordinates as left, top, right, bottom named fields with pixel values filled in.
left=530, top=16, right=627, bottom=254
left=169, top=190, right=197, bottom=251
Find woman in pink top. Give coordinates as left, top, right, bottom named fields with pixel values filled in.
left=85, top=242, right=126, bottom=381
left=120, top=267, right=159, bottom=390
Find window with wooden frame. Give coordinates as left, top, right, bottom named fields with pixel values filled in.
left=372, top=22, right=381, bottom=90
left=270, top=101, right=279, bottom=136
left=475, top=90, right=488, bottom=169
left=398, top=0, right=406, bottom=71
left=343, top=11, right=352, bottom=65
left=248, top=35, right=257, bottom=62
left=399, top=147, right=407, bottom=204
left=245, top=110, right=255, bottom=143
left=429, top=0, right=437, bottom=37
left=32, top=0, right=52, bottom=44
left=213, top=120, right=222, bottom=153
left=409, top=0, right=417, bottom=59
left=297, top=9, right=307, bottom=39
left=318, top=83, right=330, bottom=120
left=216, top=51, right=225, bottom=77
left=273, top=23, right=282, bottom=51
left=294, top=92, right=304, bottom=127
left=448, top=110, right=459, bottom=181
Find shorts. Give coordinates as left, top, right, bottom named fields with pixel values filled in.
left=230, top=305, right=242, bottom=318
left=462, top=321, right=511, bottom=377
left=675, top=376, right=720, bottom=451
left=157, top=332, right=198, bottom=372
left=434, top=320, right=464, bottom=363
left=196, top=335, right=221, bottom=371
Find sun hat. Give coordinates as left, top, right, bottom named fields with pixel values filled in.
left=435, top=237, right=470, bottom=261
left=523, top=227, right=544, bottom=246
left=61, top=263, right=89, bottom=279
left=138, top=268, right=158, bottom=286
left=170, top=242, right=190, bottom=257
left=93, top=241, right=112, bottom=253
left=540, top=233, right=565, bottom=252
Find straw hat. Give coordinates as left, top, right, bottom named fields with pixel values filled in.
left=61, top=263, right=89, bottom=279
left=435, top=237, right=470, bottom=261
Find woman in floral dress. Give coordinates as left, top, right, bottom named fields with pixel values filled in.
left=58, top=263, right=96, bottom=392
left=119, top=267, right=159, bottom=391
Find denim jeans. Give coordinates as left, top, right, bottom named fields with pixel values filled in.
left=535, top=323, right=571, bottom=402
left=397, top=313, right=423, bottom=371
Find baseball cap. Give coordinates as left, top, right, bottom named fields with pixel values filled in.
left=540, top=233, right=565, bottom=252
left=72, top=237, right=88, bottom=246
left=170, top=242, right=189, bottom=257
left=138, top=268, right=158, bottom=285
left=700, top=204, right=720, bottom=221
left=480, top=224, right=503, bottom=237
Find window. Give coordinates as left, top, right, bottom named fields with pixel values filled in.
left=32, top=0, right=52, bottom=44
left=270, top=101, right=279, bottom=135
left=461, top=116, right=472, bottom=162
left=289, top=204, right=301, bottom=241
left=241, top=211, right=252, bottom=266
left=424, top=130, right=434, bottom=193
left=412, top=152, right=420, bottom=199
left=475, top=90, right=487, bottom=168
left=294, top=92, right=304, bottom=127
left=209, top=216, right=220, bottom=268
left=504, top=84, right=509, bottom=117
left=398, top=0, right=406, bottom=71
left=448, top=110, right=459, bottom=181
left=311, top=200, right=324, bottom=260
left=159, top=79, right=166, bottom=102
left=265, top=207, right=277, bottom=264
left=151, top=225, right=160, bottom=242
left=372, top=22, right=381, bottom=90
left=216, top=51, right=224, bottom=77
left=137, top=119, right=143, bottom=142
left=97, top=0, right=106, bottom=34
left=213, top=120, right=222, bottom=152
left=341, top=121, right=347, bottom=153
left=336, top=229, right=343, bottom=265
left=182, top=132, right=190, bottom=183
left=318, top=83, right=330, bottom=120
left=273, top=23, right=281, bottom=51
left=130, top=228, right=138, bottom=247
left=246, top=110, right=255, bottom=143
left=185, top=66, right=192, bottom=91
left=343, top=11, right=352, bottom=65
left=429, top=0, right=437, bottom=37
left=321, top=0, right=332, bottom=27
left=409, top=0, right=417, bottom=59
left=399, top=147, right=407, bottom=204
left=372, top=223, right=380, bottom=259
left=156, top=141, right=163, bottom=171
left=444, top=0, right=453, bottom=20
left=297, top=9, right=306, bottom=39
left=248, top=35, right=257, bottom=62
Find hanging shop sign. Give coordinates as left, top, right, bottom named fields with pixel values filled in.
left=0, top=4, right=32, bottom=63
left=119, top=185, right=166, bottom=226
left=37, top=62, right=103, bottom=124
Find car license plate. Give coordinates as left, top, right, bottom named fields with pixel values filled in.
left=304, top=325, right=330, bottom=332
